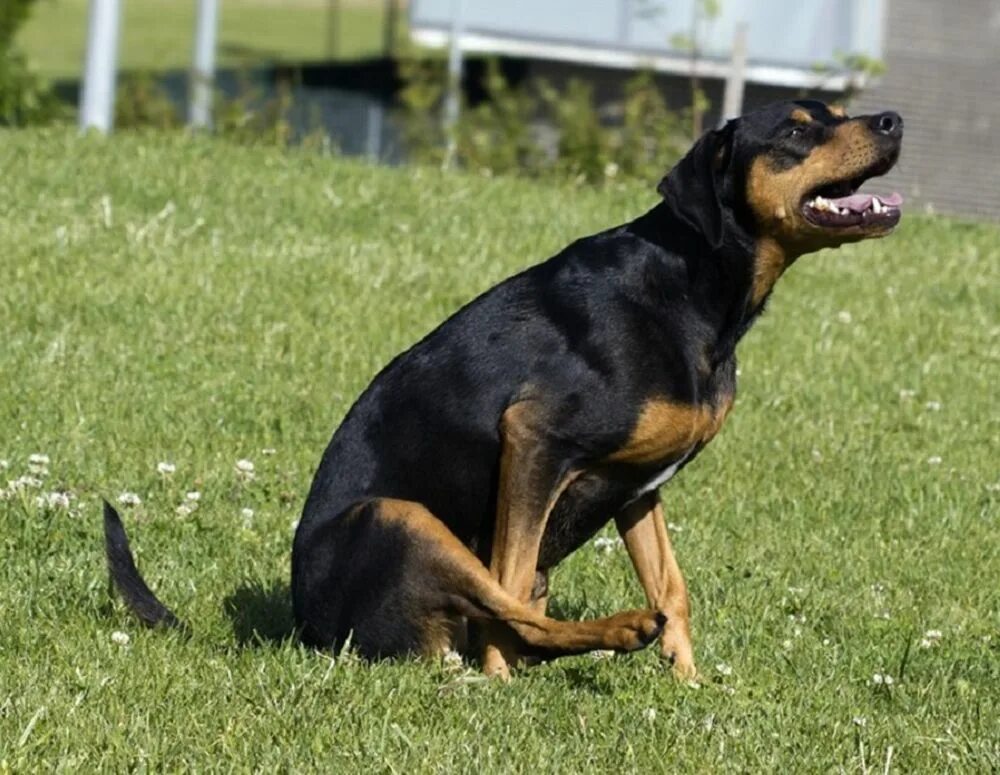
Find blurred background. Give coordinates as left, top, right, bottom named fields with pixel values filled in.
left=6, top=0, right=1000, bottom=220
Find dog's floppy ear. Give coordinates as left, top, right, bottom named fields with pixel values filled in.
left=657, top=121, right=736, bottom=249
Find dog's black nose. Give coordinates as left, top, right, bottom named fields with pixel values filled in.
left=871, top=111, right=903, bottom=138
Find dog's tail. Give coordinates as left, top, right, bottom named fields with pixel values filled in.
left=103, top=500, right=184, bottom=629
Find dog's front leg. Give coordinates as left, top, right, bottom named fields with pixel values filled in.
left=481, top=401, right=575, bottom=679
left=615, top=493, right=697, bottom=679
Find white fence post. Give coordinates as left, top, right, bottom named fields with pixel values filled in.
left=442, top=0, right=464, bottom=168
left=721, top=22, right=748, bottom=122
left=190, top=0, right=220, bottom=129
left=79, top=0, right=122, bottom=133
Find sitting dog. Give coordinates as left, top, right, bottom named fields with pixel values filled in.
left=104, top=100, right=903, bottom=679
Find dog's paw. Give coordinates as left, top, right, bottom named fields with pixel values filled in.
left=660, top=627, right=697, bottom=680
left=609, top=609, right=667, bottom=652
left=481, top=642, right=513, bottom=681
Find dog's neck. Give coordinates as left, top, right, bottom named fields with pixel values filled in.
left=629, top=202, right=776, bottom=353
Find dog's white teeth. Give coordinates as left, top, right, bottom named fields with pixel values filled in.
left=872, top=198, right=882, bottom=214
left=811, top=196, right=832, bottom=212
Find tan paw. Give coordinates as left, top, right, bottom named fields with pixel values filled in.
left=660, top=628, right=697, bottom=680
left=481, top=644, right=512, bottom=681
left=609, top=609, right=668, bottom=652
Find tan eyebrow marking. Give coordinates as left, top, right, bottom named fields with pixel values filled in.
left=790, top=108, right=813, bottom=124
left=829, top=104, right=847, bottom=118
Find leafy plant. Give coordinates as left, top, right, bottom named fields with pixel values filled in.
left=456, top=60, right=543, bottom=176
left=537, top=78, right=613, bottom=183
left=396, top=51, right=447, bottom=166
left=115, top=71, right=182, bottom=130
left=0, top=0, right=63, bottom=125
left=615, top=70, right=690, bottom=180
left=396, top=56, right=693, bottom=185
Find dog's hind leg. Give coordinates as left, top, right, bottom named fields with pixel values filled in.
left=370, top=498, right=666, bottom=668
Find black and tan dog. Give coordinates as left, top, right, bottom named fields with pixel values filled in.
left=104, top=100, right=903, bottom=679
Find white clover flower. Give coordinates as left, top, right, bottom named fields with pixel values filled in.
left=0, top=459, right=9, bottom=471
left=872, top=672, right=894, bottom=687
left=36, top=491, right=72, bottom=510
left=176, top=503, right=194, bottom=518
left=925, top=629, right=943, bottom=640
left=7, top=475, right=43, bottom=494
left=185, top=491, right=201, bottom=502
left=111, top=630, right=131, bottom=646
left=925, top=401, right=942, bottom=412
left=898, top=388, right=916, bottom=400
left=604, top=162, right=620, bottom=179
left=261, top=448, right=276, bottom=456
left=781, top=639, right=794, bottom=650
left=117, top=492, right=141, bottom=506
left=593, top=536, right=623, bottom=553
left=157, top=461, right=176, bottom=475
left=642, top=707, right=657, bottom=723
left=442, top=649, right=463, bottom=668
left=811, top=448, right=823, bottom=462
left=667, top=522, right=684, bottom=532
left=836, top=310, right=853, bottom=324
left=235, top=459, right=256, bottom=481
left=241, top=508, right=255, bottom=519
left=927, top=456, right=942, bottom=465
left=852, top=716, right=867, bottom=727
left=715, top=662, right=733, bottom=677
left=28, top=453, right=50, bottom=468
left=920, top=629, right=943, bottom=648
left=590, top=649, right=615, bottom=660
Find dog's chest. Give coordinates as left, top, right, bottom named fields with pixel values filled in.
left=607, top=395, right=733, bottom=468
left=632, top=448, right=694, bottom=499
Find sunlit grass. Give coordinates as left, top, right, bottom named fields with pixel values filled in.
left=18, top=0, right=401, bottom=80
left=0, top=129, right=998, bottom=771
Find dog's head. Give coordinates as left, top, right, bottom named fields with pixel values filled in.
left=658, top=100, right=903, bottom=299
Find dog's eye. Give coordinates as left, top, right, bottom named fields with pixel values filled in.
left=787, top=125, right=806, bottom=138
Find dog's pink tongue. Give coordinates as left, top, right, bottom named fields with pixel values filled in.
left=830, top=192, right=904, bottom=212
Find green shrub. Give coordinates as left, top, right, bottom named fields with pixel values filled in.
left=0, top=0, right=63, bottom=125
left=397, top=56, right=695, bottom=184
left=115, top=71, right=182, bottom=130
left=396, top=51, right=447, bottom=166
left=457, top=60, right=544, bottom=176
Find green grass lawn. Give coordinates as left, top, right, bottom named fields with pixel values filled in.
left=18, top=0, right=403, bottom=80
left=1, top=129, right=998, bottom=771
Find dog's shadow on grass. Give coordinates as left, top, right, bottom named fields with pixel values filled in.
left=223, top=579, right=297, bottom=647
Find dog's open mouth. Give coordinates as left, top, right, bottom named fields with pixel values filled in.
left=802, top=168, right=903, bottom=230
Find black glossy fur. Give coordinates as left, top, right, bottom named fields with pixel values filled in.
left=104, top=100, right=903, bottom=664
left=291, top=100, right=902, bottom=652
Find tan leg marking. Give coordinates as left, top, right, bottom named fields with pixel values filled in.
left=483, top=401, right=580, bottom=678
left=616, top=494, right=696, bottom=679
left=374, top=498, right=665, bottom=671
